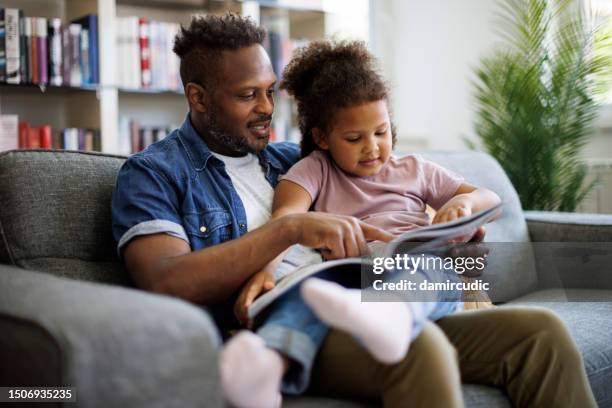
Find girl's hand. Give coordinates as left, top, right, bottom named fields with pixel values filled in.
left=433, top=194, right=473, bottom=224
left=433, top=195, right=476, bottom=243
left=234, top=270, right=276, bottom=328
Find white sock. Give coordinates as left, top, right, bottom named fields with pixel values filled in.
left=219, top=331, right=283, bottom=408
left=301, top=278, right=413, bottom=364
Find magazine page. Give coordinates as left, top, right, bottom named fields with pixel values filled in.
left=248, top=257, right=365, bottom=318
left=384, top=203, right=503, bottom=257
left=248, top=204, right=502, bottom=318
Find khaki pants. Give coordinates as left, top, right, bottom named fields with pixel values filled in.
left=308, top=307, right=597, bottom=408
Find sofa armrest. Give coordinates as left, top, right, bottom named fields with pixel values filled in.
left=524, top=211, right=612, bottom=242
left=523, top=211, right=612, bottom=292
left=0, top=265, right=224, bottom=408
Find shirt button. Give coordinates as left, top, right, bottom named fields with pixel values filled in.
left=200, top=226, right=207, bottom=233
left=240, top=223, right=246, bottom=229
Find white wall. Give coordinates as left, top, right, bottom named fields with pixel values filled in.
left=370, top=0, right=500, bottom=152
left=323, top=0, right=369, bottom=41
left=370, top=0, right=612, bottom=158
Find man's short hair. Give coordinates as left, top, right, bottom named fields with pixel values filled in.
left=173, top=13, right=266, bottom=89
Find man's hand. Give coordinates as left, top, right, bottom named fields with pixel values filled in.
left=470, top=226, right=486, bottom=243
left=286, top=212, right=394, bottom=260
left=446, top=226, right=489, bottom=277
left=124, top=210, right=391, bottom=306
left=234, top=270, right=276, bottom=328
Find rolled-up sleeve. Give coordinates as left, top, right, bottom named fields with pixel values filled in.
left=111, top=156, right=188, bottom=255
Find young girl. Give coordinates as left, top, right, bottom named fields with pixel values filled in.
left=221, top=40, right=501, bottom=408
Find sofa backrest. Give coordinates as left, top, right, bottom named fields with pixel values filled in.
left=0, top=150, right=132, bottom=286
left=0, top=149, right=539, bottom=301
left=421, top=151, right=538, bottom=301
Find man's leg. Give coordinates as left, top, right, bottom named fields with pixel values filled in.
left=308, top=322, right=464, bottom=408
left=437, top=307, right=597, bottom=408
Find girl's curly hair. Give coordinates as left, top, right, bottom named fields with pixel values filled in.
left=280, top=40, right=396, bottom=157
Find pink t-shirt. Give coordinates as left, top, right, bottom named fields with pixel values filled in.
left=281, top=150, right=464, bottom=236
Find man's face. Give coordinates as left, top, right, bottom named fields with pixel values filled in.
left=198, top=44, right=277, bottom=156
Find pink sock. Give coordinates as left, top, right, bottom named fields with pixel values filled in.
left=301, top=278, right=413, bottom=364
left=219, top=331, right=283, bottom=408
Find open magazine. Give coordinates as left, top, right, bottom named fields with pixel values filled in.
left=248, top=203, right=503, bottom=318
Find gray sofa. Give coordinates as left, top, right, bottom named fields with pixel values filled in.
left=0, top=149, right=610, bottom=408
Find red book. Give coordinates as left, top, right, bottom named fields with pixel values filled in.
left=139, top=18, right=151, bottom=88
left=30, top=18, right=38, bottom=84
left=39, top=125, right=52, bottom=148
left=27, top=127, right=40, bottom=148
left=18, top=122, right=29, bottom=148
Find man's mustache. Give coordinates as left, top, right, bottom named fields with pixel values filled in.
left=248, top=116, right=273, bottom=126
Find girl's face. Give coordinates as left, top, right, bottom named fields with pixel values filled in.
left=314, top=100, right=393, bottom=177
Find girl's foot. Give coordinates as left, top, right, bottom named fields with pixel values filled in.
left=301, top=278, right=413, bottom=364
left=219, top=331, right=283, bottom=408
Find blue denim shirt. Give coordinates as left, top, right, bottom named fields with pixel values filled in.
left=111, top=115, right=300, bottom=254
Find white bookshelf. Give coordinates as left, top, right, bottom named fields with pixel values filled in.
left=0, top=0, right=368, bottom=154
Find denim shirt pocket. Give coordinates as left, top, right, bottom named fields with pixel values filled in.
left=183, top=209, right=233, bottom=249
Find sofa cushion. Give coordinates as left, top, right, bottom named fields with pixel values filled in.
left=421, top=152, right=538, bottom=301
left=0, top=150, right=131, bottom=285
left=510, top=289, right=612, bottom=408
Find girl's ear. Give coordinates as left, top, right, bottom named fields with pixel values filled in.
left=312, top=128, right=329, bottom=150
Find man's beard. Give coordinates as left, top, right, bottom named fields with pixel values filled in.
left=203, top=105, right=256, bottom=155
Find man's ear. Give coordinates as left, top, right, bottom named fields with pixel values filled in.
left=312, top=128, right=329, bottom=150
left=185, top=82, right=209, bottom=113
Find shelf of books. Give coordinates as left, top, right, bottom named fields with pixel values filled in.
left=1, top=0, right=368, bottom=156
left=0, top=0, right=102, bottom=153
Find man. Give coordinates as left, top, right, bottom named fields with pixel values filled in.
left=112, top=13, right=597, bottom=408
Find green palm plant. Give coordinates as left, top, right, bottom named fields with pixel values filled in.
left=471, top=0, right=612, bottom=211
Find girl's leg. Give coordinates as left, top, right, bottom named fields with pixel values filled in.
left=251, top=266, right=394, bottom=394
left=221, top=265, right=418, bottom=401
left=253, top=265, right=366, bottom=394
left=255, top=284, right=329, bottom=394
left=300, top=254, right=464, bottom=361
left=221, top=262, right=451, bottom=406
left=220, top=286, right=327, bottom=408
